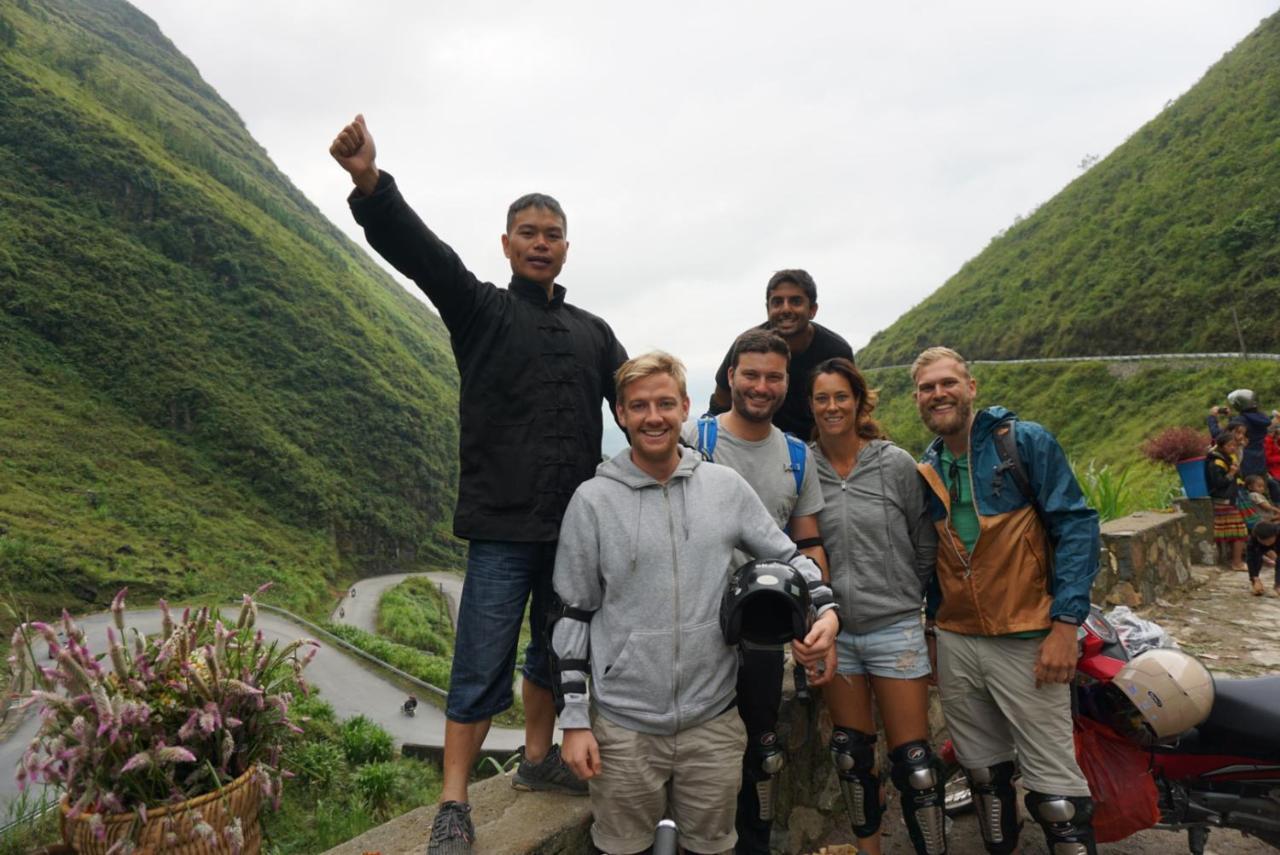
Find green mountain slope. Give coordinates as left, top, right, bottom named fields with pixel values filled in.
left=0, top=0, right=461, bottom=616
left=859, top=11, right=1280, bottom=367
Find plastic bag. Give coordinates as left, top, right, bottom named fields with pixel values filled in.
left=1074, top=716, right=1160, bottom=842
left=1105, top=605, right=1177, bottom=656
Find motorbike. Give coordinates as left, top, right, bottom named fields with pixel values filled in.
left=940, top=605, right=1280, bottom=853
left=401, top=699, right=417, bottom=717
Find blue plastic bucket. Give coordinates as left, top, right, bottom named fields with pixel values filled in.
left=1176, top=456, right=1208, bottom=499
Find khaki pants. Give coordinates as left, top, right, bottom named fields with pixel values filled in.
left=589, top=707, right=747, bottom=854
left=937, top=629, right=1090, bottom=795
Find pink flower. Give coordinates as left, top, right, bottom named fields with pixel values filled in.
left=110, top=588, right=128, bottom=632
left=178, top=711, right=199, bottom=742
left=194, top=819, right=216, bottom=844
left=121, top=752, right=152, bottom=773
left=156, top=746, right=196, bottom=764
left=198, top=703, right=220, bottom=734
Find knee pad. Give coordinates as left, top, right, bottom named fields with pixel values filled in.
left=965, top=761, right=1020, bottom=854
left=1024, top=792, right=1097, bottom=855
left=889, top=741, right=948, bottom=855
left=830, top=727, right=882, bottom=837
left=745, top=731, right=785, bottom=821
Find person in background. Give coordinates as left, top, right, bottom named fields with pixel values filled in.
left=1265, top=421, right=1280, bottom=490
left=1245, top=474, right=1280, bottom=523
left=808, top=358, right=946, bottom=855
left=1247, top=521, right=1279, bottom=597
left=1206, top=432, right=1249, bottom=573
left=1207, top=390, right=1271, bottom=477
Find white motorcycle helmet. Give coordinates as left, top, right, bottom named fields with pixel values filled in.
left=1227, top=389, right=1257, bottom=411
left=1107, top=649, right=1215, bottom=744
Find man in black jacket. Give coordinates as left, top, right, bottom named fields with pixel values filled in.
left=331, top=115, right=628, bottom=854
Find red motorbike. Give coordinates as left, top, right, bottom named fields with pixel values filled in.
left=940, top=605, right=1280, bottom=854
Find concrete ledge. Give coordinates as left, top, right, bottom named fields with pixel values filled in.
left=322, top=769, right=592, bottom=855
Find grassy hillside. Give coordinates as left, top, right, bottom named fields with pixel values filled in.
left=867, top=357, right=1280, bottom=503
left=0, top=0, right=462, bottom=618
left=859, top=11, right=1280, bottom=367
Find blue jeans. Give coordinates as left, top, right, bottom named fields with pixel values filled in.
left=446, top=539, right=556, bottom=723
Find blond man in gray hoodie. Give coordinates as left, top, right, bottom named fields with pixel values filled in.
left=552, top=351, right=838, bottom=855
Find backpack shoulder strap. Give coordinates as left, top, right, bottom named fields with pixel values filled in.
left=696, top=414, right=718, bottom=462
left=993, top=416, right=1058, bottom=591
left=993, top=417, right=1036, bottom=510
left=783, top=432, right=807, bottom=495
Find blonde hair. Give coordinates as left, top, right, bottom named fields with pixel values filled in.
left=911, top=346, right=970, bottom=382
left=615, top=351, right=688, bottom=402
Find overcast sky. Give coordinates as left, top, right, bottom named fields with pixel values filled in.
left=130, top=0, right=1276, bottom=414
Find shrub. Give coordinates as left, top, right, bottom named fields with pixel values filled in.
left=354, top=762, right=401, bottom=815
left=285, top=741, right=347, bottom=791
left=1140, top=426, right=1210, bottom=466
left=291, top=693, right=340, bottom=744
left=1076, top=460, right=1134, bottom=522
left=339, top=715, right=394, bottom=765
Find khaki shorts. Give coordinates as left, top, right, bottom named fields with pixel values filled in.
left=936, top=629, right=1089, bottom=796
left=589, top=707, right=747, bottom=854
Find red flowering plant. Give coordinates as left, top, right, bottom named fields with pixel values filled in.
left=1140, top=426, right=1211, bottom=466
left=7, top=586, right=317, bottom=851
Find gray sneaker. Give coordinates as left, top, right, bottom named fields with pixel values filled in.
left=427, top=800, right=475, bottom=855
left=511, top=744, right=588, bottom=795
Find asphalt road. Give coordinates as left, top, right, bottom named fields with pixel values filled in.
left=331, top=571, right=462, bottom=632
left=1, top=591, right=523, bottom=814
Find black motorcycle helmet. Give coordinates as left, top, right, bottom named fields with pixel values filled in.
left=720, top=559, right=813, bottom=646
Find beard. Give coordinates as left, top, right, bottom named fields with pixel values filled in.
left=731, top=385, right=782, bottom=423
left=921, top=397, right=973, bottom=436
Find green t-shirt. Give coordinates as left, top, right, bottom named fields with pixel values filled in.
left=939, top=446, right=1048, bottom=640
left=939, top=448, right=980, bottom=553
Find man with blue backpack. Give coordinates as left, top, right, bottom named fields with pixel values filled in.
left=683, top=328, right=830, bottom=854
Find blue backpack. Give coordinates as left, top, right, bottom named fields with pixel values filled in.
left=694, top=415, right=806, bottom=494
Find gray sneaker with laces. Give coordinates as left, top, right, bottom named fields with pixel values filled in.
left=511, top=744, right=588, bottom=795
left=427, top=800, right=475, bottom=855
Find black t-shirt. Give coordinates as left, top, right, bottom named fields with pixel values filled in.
left=712, top=322, right=854, bottom=439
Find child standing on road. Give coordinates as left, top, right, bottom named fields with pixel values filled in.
left=1207, top=433, right=1249, bottom=571
left=1247, top=522, right=1279, bottom=597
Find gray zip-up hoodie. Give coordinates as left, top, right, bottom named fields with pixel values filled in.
left=552, top=448, right=834, bottom=735
left=811, top=439, right=936, bottom=634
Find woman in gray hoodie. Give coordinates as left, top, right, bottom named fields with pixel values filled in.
left=808, top=358, right=947, bottom=855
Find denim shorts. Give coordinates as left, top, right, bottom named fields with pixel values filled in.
left=446, top=539, right=556, bottom=723
left=835, top=614, right=931, bottom=679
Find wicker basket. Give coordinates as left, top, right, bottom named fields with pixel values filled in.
left=60, top=765, right=262, bottom=854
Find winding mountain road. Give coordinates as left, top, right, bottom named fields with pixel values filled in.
left=2, top=574, right=522, bottom=814
left=331, top=571, right=462, bottom=632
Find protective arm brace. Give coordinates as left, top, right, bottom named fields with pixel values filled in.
left=550, top=491, right=604, bottom=730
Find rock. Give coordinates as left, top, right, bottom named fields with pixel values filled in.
left=1106, top=582, right=1143, bottom=607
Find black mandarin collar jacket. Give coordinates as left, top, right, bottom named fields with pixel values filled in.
left=351, top=172, right=627, bottom=542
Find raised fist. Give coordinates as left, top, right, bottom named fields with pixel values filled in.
left=330, top=114, right=379, bottom=195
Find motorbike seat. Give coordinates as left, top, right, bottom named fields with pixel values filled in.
left=1194, top=675, right=1280, bottom=757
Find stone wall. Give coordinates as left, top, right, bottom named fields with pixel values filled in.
left=1093, top=502, right=1207, bottom=607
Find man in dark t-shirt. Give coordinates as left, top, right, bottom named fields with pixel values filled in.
left=707, top=269, right=853, bottom=439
